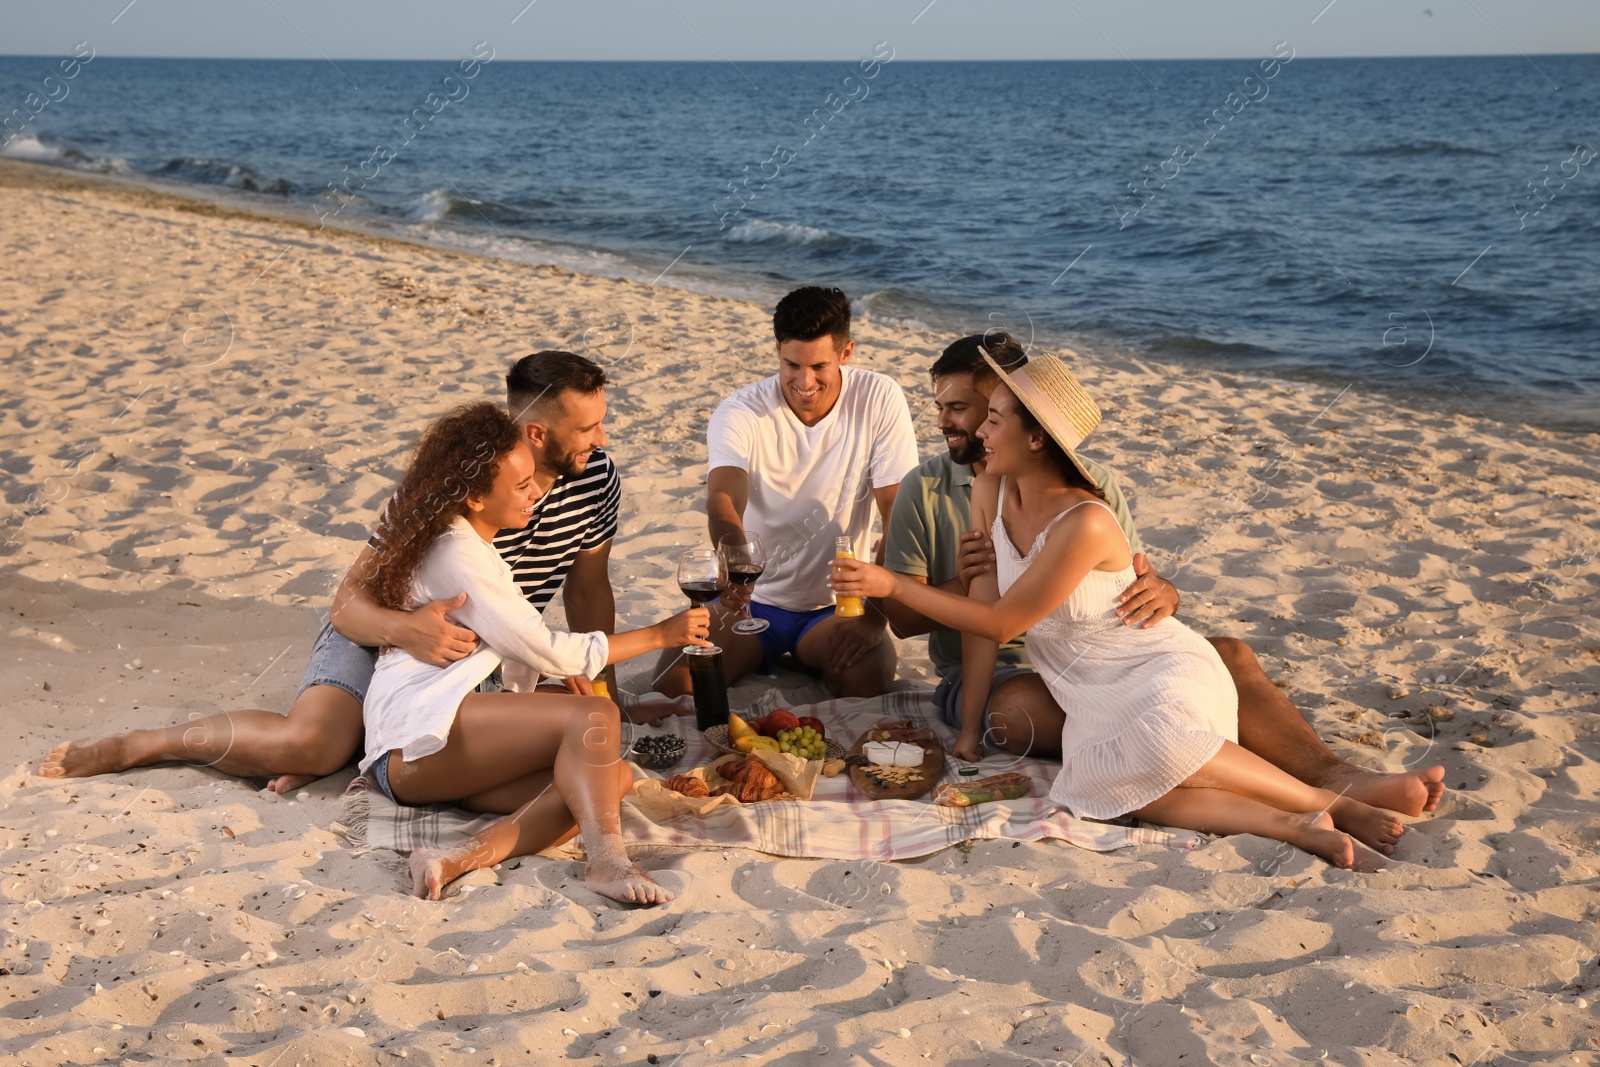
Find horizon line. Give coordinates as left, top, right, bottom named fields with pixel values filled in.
left=2, top=50, right=1597, bottom=63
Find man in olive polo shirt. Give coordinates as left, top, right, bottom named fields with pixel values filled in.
left=877, top=332, right=1447, bottom=819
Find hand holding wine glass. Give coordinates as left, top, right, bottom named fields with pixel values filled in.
left=676, top=547, right=727, bottom=654
left=661, top=605, right=713, bottom=649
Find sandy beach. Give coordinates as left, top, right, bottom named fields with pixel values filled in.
left=3, top=158, right=1599, bottom=1066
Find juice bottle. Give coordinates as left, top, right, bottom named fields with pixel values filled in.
left=591, top=678, right=610, bottom=699
left=833, top=535, right=865, bottom=617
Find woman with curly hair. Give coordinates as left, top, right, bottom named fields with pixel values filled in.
left=359, top=401, right=710, bottom=904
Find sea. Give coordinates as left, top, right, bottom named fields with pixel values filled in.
left=3, top=52, right=1597, bottom=431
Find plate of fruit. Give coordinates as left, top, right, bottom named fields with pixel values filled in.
left=705, top=710, right=845, bottom=762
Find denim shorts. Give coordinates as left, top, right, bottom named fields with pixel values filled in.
left=749, top=601, right=834, bottom=669
left=369, top=749, right=400, bottom=802
left=932, top=664, right=1042, bottom=738
left=295, top=622, right=379, bottom=704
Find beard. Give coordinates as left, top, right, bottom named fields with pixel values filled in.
left=944, top=431, right=985, bottom=466
left=545, top=442, right=592, bottom=478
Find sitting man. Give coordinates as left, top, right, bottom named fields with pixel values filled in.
left=878, top=332, right=1444, bottom=816
left=653, top=285, right=918, bottom=699
left=40, top=350, right=674, bottom=791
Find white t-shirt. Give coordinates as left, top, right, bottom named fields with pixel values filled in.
left=360, top=516, right=609, bottom=774
left=706, top=365, right=919, bottom=612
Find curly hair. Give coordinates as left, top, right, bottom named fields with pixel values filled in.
left=362, top=401, right=525, bottom=611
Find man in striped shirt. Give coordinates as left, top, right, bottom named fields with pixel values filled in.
left=39, top=351, right=658, bottom=792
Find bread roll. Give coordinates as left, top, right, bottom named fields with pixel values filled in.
left=665, top=774, right=709, bottom=798
left=712, top=756, right=784, bottom=803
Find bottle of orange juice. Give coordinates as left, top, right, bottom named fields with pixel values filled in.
left=834, top=535, right=864, bottom=617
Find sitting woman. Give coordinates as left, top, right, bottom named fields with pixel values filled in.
left=360, top=401, right=710, bottom=903
left=831, top=351, right=1407, bottom=870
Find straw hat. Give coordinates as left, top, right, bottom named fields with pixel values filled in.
left=979, top=345, right=1102, bottom=485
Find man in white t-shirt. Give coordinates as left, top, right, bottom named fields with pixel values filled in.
left=653, top=286, right=919, bottom=699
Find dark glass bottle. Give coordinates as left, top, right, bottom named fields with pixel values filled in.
left=687, top=645, right=730, bottom=732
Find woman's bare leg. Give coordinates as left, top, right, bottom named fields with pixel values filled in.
left=1183, top=740, right=1405, bottom=855
left=407, top=762, right=630, bottom=900
left=1133, top=787, right=1375, bottom=870
left=391, top=693, right=668, bottom=905
left=37, top=685, right=364, bottom=791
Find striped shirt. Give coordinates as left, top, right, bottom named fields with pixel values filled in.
left=492, top=447, right=621, bottom=611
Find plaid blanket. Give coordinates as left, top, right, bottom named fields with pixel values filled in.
left=334, top=689, right=1200, bottom=861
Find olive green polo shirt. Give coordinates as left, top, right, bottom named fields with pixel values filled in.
left=883, top=451, right=1145, bottom=678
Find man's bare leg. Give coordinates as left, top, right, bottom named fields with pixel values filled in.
left=1210, top=637, right=1444, bottom=816
left=987, top=674, right=1065, bottom=757
left=796, top=615, right=896, bottom=699
left=37, top=685, right=364, bottom=793
left=648, top=602, right=764, bottom=698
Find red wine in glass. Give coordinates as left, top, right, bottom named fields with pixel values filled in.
left=680, top=580, right=726, bottom=604
left=676, top=547, right=727, bottom=654
left=719, top=533, right=770, bottom=635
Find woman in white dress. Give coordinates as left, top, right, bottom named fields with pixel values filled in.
left=831, top=351, right=1405, bottom=868
left=358, top=402, right=711, bottom=903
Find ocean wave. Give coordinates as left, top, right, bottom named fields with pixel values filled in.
left=722, top=218, right=837, bottom=245
left=409, top=187, right=528, bottom=225
left=151, top=156, right=294, bottom=195
left=0, top=134, right=131, bottom=174
left=853, top=288, right=934, bottom=330
left=0, top=133, right=63, bottom=162
left=1349, top=140, right=1496, bottom=158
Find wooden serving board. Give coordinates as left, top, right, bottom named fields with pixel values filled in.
left=847, top=720, right=945, bottom=801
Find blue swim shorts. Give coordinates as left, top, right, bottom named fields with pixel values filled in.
left=296, top=622, right=379, bottom=703
left=748, top=601, right=835, bottom=670
left=932, top=664, right=1042, bottom=741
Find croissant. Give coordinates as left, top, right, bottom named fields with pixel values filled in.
left=712, top=757, right=784, bottom=803
left=665, top=774, right=709, bottom=799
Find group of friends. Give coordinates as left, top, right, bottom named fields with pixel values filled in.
left=39, top=286, right=1446, bottom=905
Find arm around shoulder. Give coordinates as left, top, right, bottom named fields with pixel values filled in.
left=329, top=543, right=400, bottom=646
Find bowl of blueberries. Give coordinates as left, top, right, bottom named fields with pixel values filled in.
left=629, top=732, right=687, bottom=771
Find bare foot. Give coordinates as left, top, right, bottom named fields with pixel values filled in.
left=1328, top=797, right=1405, bottom=855
left=37, top=737, right=131, bottom=779
left=1327, top=765, right=1446, bottom=816
left=1286, top=810, right=1359, bottom=869
left=409, top=849, right=453, bottom=900
left=584, top=858, right=674, bottom=905
left=266, top=773, right=320, bottom=794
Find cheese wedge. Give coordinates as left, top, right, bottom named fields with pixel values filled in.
left=864, top=741, right=924, bottom=768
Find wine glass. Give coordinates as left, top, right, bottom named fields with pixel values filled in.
left=719, top=532, right=771, bottom=635
left=676, top=547, right=726, bottom=655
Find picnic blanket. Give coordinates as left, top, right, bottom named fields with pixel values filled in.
left=335, top=689, right=1201, bottom=861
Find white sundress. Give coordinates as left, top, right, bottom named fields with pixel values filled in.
left=991, top=480, right=1239, bottom=819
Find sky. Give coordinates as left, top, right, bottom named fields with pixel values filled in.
left=1, top=0, right=1596, bottom=61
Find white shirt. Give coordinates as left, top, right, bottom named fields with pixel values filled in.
left=707, top=365, right=919, bottom=612
left=360, top=517, right=609, bottom=773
